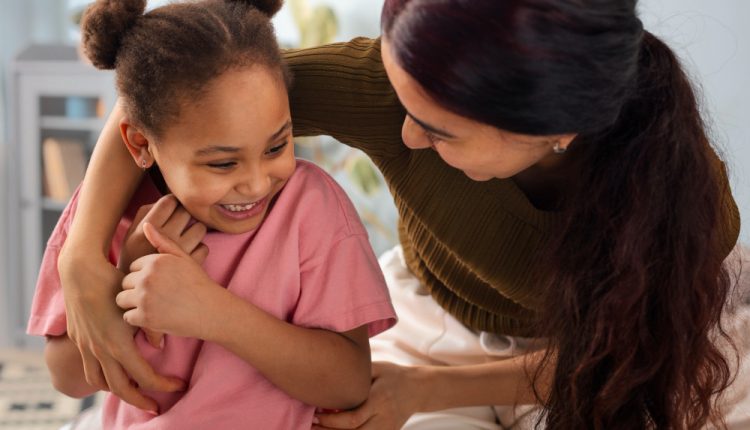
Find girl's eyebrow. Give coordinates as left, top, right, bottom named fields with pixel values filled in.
left=194, top=121, right=293, bottom=157
left=269, top=120, right=292, bottom=142
left=194, top=146, right=240, bottom=157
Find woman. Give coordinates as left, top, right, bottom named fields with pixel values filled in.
left=58, top=0, right=743, bottom=428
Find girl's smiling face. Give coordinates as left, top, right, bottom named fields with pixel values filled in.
left=124, top=66, right=296, bottom=234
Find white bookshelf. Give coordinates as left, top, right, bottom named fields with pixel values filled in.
left=4, top=45, right=116, bottom=348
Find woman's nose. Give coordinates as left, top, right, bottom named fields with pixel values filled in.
left=401, top=116, right=432, bottom=150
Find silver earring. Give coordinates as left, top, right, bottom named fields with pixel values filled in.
left=553, top=142, right=567, bottom=154
left=141, top=159, right=148, bottom=170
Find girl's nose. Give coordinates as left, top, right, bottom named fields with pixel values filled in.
left=235, top=168, right=271, bottom=200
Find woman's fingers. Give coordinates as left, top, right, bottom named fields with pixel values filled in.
left=78, top=347, right=108, bottom=391
left=98, top=355, right=158, bottom=413
left=116, top=338, right=186, bottom=394
left=144, top=329, right=164, bottom=349
left=314, top=405, right=374, bottom=429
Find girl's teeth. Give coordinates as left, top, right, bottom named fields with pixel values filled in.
left=223, top=203, right=256, bottom=212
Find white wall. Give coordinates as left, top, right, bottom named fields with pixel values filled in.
left=640, top=1, right=750, bottom=243
left=0, top=0, right=68, bottom=347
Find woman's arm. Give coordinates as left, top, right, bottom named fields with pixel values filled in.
left=314, top=351, right=554, bottom=430
left=285, top=37, right=406, bottom=160
left=117, top=225, right=372, bottom=409
left=57, top=99, right=184, bottom=413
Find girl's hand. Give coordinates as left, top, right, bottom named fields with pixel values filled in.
left=117, top=223, right=222, bottom=339
left=118, top=195, right=208, bottom=347
left=58, top=248, right=186, bottom=414
left=118, top=194, right=209, bottom=272
left=313, top=362, right=422, bottom=430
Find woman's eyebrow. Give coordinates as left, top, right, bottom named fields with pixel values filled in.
left=406, top=112, right=456, bottom=139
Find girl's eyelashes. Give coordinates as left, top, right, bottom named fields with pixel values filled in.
left=265, top=141, right=289, bottom=156
left=207, top=161, right=237, bottom=169
left=205, top=138, right=289, bottom=168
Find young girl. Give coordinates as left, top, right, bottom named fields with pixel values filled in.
left=27, top=0, right=396, bottom=428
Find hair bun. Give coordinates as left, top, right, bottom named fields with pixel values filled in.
left=80, top=0, right=147, bottom=69
left=233, top=0, right=283, bottom=17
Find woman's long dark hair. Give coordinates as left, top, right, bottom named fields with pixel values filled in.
left=383, top=1, right=740, bottom=428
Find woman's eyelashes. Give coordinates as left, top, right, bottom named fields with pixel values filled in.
left=424, top=130, right=443, bottom=145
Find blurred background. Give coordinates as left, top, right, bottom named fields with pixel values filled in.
left=0, top=0, right=747, bottom=428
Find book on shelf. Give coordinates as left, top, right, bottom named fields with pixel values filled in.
left=42, top=137, right=87, bottom=203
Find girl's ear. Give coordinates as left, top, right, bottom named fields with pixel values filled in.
left=119, top=117, right=154, bottom=169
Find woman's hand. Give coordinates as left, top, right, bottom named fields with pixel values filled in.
left=58, top=247, right=186, bottom=414
left=117, top=223, right=223, bottom=339
left=313, top=362, right=423, bottom=430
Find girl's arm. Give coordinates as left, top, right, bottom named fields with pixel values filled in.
left=117, top=225, right=371, bottom=409
left=44, top=335, right=99, bottom=399
left=210, top=292, right=371, bottom=409
left=314, top=351, right=554, bottom=430
left=57, top=100, right=183, bottom=413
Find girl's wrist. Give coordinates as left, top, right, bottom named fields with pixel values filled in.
left=195, top=284, right=240, bottom=343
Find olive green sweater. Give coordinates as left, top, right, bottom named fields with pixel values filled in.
left=284, top=38, right=741, bottom=336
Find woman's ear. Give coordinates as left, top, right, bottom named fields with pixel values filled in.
left=555, top=133, right=578, bottom=152
left=119, top=117, right=154, bottom=169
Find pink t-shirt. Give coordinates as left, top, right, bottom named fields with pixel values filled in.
left=28, top=159, right=396, bottom=429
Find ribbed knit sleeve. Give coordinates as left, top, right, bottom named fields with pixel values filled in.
left=284, top=37, right=407, bottom=161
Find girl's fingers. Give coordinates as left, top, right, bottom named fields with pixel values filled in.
left=115, top=290, right=136, bottom=310
left=178, top=222, right=207, bottom=254
left=128, top=253, right=158, bottom=274
left=190, top=244, right=210, bottom=265
left=142, top=195, right=179, bottom=229
left=132, top=204, right=154, bottom=227
left=122, top=308, right=144, bottom=328
left=143, top=223, right=190, bottom=258
left=161, top=206, right=192, bottom=239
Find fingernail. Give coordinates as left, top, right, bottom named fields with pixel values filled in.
left=147, top=409, right=158, bottom=416
left=312, top=416, right=320, bottom=424
left=159, top=337, right=165, bottom=349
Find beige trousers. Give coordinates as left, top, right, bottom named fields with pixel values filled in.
left=372, top=246, right=750, bottom=430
